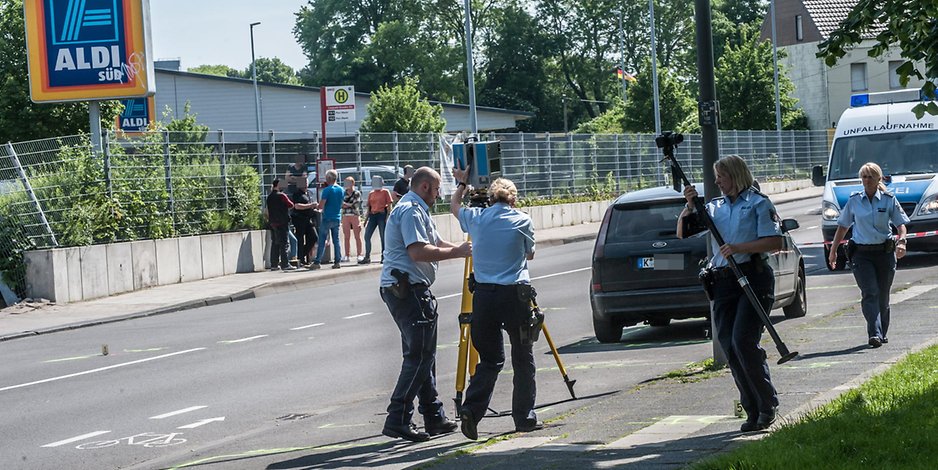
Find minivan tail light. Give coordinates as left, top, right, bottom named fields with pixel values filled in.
left=593, top=205, right=614, bottom=259
left=591, top=282, right=602, bottom=292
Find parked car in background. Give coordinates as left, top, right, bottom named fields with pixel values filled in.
left=307, top=165, right=401, bottom=200
left=589, top=184, right=807, bottom=343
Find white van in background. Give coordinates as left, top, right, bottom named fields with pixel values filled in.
left=812, top=89, right=938, bottom=270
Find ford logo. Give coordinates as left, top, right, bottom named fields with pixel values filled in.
left=652, top=241, right=668, bottom=248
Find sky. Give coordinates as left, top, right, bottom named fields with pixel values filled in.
left=150, top=1, right=310, bottom=72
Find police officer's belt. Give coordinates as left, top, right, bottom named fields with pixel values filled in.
left=854, top=241, right=890, bottom=252
left=711, top=256, right=768, bottom=280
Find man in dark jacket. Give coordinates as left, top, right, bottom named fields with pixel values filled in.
left=291, top=181, right=318, bottom=266
left=266, top=179, right=296, bottom=271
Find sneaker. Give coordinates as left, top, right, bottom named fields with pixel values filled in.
left=332, top=262, right=341, bottom=269
left=268, top=266, right=281, bottom=271
left=308, top=262, right=321, bottom=270
left=341, top=256, right=350, bottom=262
left=282, top=265, right=298, bottom=271
left=358, top=258, right=371, bottom=265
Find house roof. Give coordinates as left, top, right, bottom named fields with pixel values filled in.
left=803, top=0, right=885, bottom=39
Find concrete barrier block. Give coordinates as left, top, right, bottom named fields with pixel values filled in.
left=65, top=247, right=82, bottom=302
left=24, top=249, right=69, bottom=303
left=560, top=206, right=573, bottom=227
left=178, top=236, right=204, bottom=282
left=131, top=240, right=158, bottom=290
left=106, top=242, right=134, bottom=296
left=222, top=231, right=253, bottom=274
left=80, top=245, right=109, bottom=300
left=571, top=203, right=585, bottom=225
left=155, top=238, right=181, bottom=286
left=249, top=230, right=265, bottom=271
left=201, top=234, right=224, bottom=279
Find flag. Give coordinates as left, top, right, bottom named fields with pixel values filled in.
left=616, top=68, right=637, bottom=82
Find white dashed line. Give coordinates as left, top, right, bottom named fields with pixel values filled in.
left=436, top=267, right=591, bottom=301
left=218, top=335, right=268, bottom=344
left=344, top=312, right=374, bottom=320
left=149, top=406, right=207, bottom=420
left=0, top=348, right=206, bottom=393
left=290, top=323, right=325, bottom=331
left=41, top=431, right=110, bottom=448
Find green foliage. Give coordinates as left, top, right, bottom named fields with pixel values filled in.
left=0, top=0, right=120, bottom=142
left=694, top=344, right=938, bottom=469
left=516, top=172, right=618, bottom=208
left=243, top=57, right=301, bottom=85
left=574, top=99, right=626, bottom=134
left=622, top=60, right=695, bottom=133
left=360, top=78, right=446, bottom=133
left=187, top=64, right=243, bottom=78
left=716, top=36, right=809, bottom=130
left=817, top=0, right=938, bottom=117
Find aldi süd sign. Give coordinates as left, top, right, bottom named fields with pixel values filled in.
left=114, top=96, right=154, bottom=133
left=23, top=0, right=155, bottom=103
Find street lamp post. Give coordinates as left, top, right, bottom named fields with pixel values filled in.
left=770, top=0, right=782, bottom=133
left=462, top=0, right=478, bottom=135
left=250, top=22, right=263, bottom=203
left=615, top=9, right=627, bottom=105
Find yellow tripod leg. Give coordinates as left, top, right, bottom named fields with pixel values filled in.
left=541, top=322, right=577, bottom=399
left=454, top=249, right=476, bottom=413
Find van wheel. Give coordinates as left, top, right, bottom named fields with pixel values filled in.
left=784, top=267, right=807, bottom=319
left=824, top=245, right=847, bottom=271
left=593, top=316, right=623, bottom=343
left=648, top=318, right=671, bottom=327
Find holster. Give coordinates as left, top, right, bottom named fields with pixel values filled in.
left=846, top=239, right=857, bottom=260
left=517, top=284, right=544, bottom=345
left=387, top=268, right=411, bottom=299
left=884, top=237, right=896, bottom=253
left=698, top=267, right=715, bottom=301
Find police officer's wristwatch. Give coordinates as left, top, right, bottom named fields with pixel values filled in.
left=897, top=237, right=907, bottom=246
left=457, top=181, right=467, bottom=188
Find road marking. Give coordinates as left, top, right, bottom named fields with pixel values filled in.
left=150, top=406, right=207, bottom=420
left=41, top=430, right=110, bottom=448
left=344, top=312, right=374, bottom=320
left=290, top=323, right=325, bottom=331
left=437, top=292, right=460, bottom=300
left=806, top=284, right=857, bottom=290
left=44, top=354, right=97, bottom=363
left=436, top=267, right=591, bottom=301
left=218, top=335, right=268, bottom=344
left=0, top=348, right=206, bottom=393
left=125, top=348, right=167, bottom=353
left=318, top=422, right=371, bottom=429
left=177, top=417, right=225, bottom=429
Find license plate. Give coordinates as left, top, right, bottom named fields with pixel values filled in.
left=638, top=254, right=683, bottom=270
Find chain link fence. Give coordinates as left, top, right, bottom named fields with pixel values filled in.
left=0, top=129, right=830, bottom=301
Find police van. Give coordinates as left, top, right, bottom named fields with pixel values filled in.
left=813, top=89, right=938, bottom=270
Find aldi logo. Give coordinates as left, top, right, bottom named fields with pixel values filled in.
left=24, top=0, right=154, bottom=102
left=115, top=96, right=154, bottom=133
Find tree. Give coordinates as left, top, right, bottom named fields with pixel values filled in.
left=0, top=0, right=119, bottom=142
left=715, top=37, right=808, bottom=130
left=817, top=0, right=938, bottom=117
left=359, top=78, right=446, bottom=133
left=188, top=64, right=243, bottom=78
left=621, top=60, right=695, bottom=133
left=242, top=57, right=301, bottom=85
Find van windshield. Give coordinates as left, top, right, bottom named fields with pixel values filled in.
left=829, top=130, right=938, bottom=180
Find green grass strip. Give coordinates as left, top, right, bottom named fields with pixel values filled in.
left=694, top=344, right=938, bottom=470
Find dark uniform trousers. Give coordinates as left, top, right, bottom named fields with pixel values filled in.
left=292, top=219, right=317, bottom=264
left=380, top=286, right=446, bottom=427
left=851, top=250, right=896, bottom=340
left=711, top=264, right=779, bottom=418
left=464, top=284, right=537, bottom=429
left=270, top=225, right=290, bottom=268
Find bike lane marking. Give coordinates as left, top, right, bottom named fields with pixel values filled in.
left=41, top=431, right=111, bottom=448
left=150, top=406, right=208, bottom=420
left=290, top=323, right=325, bottom=331
left=0, top=348, right=206, bottom=393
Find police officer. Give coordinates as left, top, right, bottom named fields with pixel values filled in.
left=380, top=167, right=472, bottom=442
left=829, top=162, right=909, bottom=348
left=450, top=170, right=540, bottom=440
left=678, top=155, right=782, bottom=432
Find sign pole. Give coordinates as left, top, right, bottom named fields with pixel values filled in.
left=320, top=88, right=328, bottom=160
left=89, top=101, right=102, bottom=156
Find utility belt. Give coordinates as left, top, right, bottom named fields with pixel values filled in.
left=381, top=269, right=436, bottom=325
left=468, top=274, right=544, bottom=344
left=847, top=238, right=895, bottom=258
left=698, top=254, right=769, bottom=300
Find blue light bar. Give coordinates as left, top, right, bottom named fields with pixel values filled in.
left=850, top=94, right=870, bottom=107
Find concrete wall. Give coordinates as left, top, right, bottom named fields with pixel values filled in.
left=24, top=230, right=268, bottom=304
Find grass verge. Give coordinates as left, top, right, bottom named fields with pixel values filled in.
left=693, top=344, right=938, bottom=469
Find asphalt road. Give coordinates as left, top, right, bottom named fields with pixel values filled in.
left=2, top=197, right=937, bottom=470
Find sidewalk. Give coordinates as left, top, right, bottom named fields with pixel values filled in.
left=0, top=185, right=822, bottom=342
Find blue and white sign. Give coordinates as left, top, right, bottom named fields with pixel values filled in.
left=115, top=96, right=154, bottom=133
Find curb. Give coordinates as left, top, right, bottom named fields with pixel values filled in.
left=0, top=231, right=600, bottom=343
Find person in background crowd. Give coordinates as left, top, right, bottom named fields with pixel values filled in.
left=392, top=165, right=415, bottom=202
left=265, top=179, right=297, bottom=271
left=379, top=167, right=471, bottom=442
left=341, top=176, right=364, bottom=262
left=310, top=169, right=344, bottom=270
left=290, top=180, right=318, bottom=267
left=829, top=162, right=909, bottom=348
left=360, top=175, right=393, bottom=264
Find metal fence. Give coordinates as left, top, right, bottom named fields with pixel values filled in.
left=0, top=129, right=831, bottom=299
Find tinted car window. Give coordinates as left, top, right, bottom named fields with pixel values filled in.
left=606, top=201, right=684, bottom=243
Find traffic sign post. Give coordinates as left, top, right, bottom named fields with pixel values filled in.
left=319, top=85, right=356, bottom=161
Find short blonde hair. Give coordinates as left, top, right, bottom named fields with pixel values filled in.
left=713, top=155, right=755, bottom=194
left=859, top=162, right=888, bottom=192
left=344, top=175, right=355, bottom=185
left=488, top=178, right=518, bottom=204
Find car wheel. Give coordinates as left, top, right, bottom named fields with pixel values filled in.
left=593, top=316, right=623, bottom=343
left=823, top=244, right=847, bottom=271
left=648, top=318, right=671, bottom=327
left=783, top=267, right=807, bottom=319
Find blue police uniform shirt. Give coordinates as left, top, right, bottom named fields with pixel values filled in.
left=320, top=184, right=344, bottom=222
left=380, top=191, right=441, bottom=287
left=457, top=202, right=535, bottom=285
left=837, top=189, right=910, bottom=244
left=706, top=187, right=781, bottom=268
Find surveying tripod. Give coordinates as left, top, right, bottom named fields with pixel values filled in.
left=452, top=187, right=577, bottom=417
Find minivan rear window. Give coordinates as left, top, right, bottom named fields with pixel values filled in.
left=606, top=201, right=684, bottom=242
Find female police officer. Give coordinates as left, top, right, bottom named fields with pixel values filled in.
left=678, top=155, right=783, bottom=432
left=828, top=162, right=909, bottom=348
left=450, top=169, right=540, bottom=440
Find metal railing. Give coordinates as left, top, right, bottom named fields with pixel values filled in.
left=0, top=129, right=831, bottom=299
